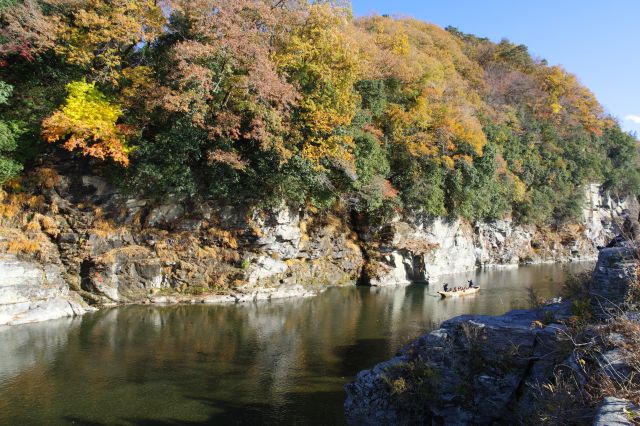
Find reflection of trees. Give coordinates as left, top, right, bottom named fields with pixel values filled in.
left=0, top=262, right=591, bottom=424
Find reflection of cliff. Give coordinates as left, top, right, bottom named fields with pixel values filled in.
left=0, top=318, right=81, bottom=424
left=0, top=316, right=80, bottom=391
left=0, top=263, right=584, bottom=424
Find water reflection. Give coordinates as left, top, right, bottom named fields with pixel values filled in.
left=0, top=262, right=591, bottom=425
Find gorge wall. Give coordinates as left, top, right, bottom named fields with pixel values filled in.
left=0, top=168, right=636, bottom=325
left=363, top=182, right=635, bottom=286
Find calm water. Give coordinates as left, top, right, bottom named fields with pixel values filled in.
left=0, top=262, right=591, bottom=425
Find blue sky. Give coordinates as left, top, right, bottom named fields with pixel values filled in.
left=351, top=0, right=640, bottom=136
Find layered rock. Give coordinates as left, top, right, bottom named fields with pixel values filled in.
left=591, top=245, right=638, bottom=318
left=0, top=255, right=89, bottom=326
left=0, top=167, right=634, bottom=323
left=0, top=170, right=363, bottom=312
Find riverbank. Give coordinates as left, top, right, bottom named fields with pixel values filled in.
left=344, top=244, right=640, bottom=425
left=0, top=167, right=635, bottom=326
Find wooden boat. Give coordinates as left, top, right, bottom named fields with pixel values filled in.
left=438, top=286, right=480, bottom=298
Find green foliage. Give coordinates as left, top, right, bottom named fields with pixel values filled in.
left=0, top=80, right=21, bottom=184
left=602, top=126, right=640, bottom=197
left=0, top=80, right=12, bottom=103
left=0, top=121, right=22, bottom=184
left=126, top=119, right=206, bottom=197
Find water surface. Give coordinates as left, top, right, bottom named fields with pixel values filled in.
left=0, top=262, right=591, bottom=425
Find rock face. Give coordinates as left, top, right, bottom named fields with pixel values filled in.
left=0, top=255, right=89, bottom=326
left=365, top=184, right=634, bottom=285
left=0, top=170, right=364, bottom=313
left=583, top=183, right=638, bottom=248
left=590, top=245, right=638, bottom=318
left=421, top=219, right=477, bottom=279
left=344, top=302, right=574, bottom=424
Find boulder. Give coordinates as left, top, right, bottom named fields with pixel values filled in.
left=344, top=302, right=573, bottom=425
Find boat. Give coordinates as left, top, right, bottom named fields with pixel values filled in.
left=438, top=286, right=480, bottom=298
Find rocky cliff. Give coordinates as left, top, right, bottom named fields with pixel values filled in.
left=363, top=184, right=636, bottom=286
left=0, top=166, right=635, bottom=325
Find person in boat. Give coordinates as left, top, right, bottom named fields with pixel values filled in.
left=468, top=280, right=474, bottom=288
left=443, top=283, right=449, bottom=292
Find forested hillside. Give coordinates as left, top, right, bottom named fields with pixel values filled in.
left=1, top=0, right=638, bottom=226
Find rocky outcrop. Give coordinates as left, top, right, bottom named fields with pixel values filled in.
left=365, top=184, right=634, bottom=285
left=0, top=169, right=363, bottom=313
left=590, top=245, right=638, bottom=318
left=583, top=183, right=638, bottom=248
left=344, top=302, right=574, bottom=424
left=0, top=167, right=634, bottom=322
left=0, top=255, right=90, bottom=325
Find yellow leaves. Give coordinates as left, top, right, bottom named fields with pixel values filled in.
left=55, top=0, right=166, bottom=83
left=442, top=156, right=455, bottom=169
left=512, top=176, right=527, bottom=202
left=354, top=17, right=488, bottom=168
left=275, top=3, right=361, bottom=170
left=42, top=81, right=130, bottom=165
left=302, top=135, right=355, bottom=171
left=391, top=32, right=411, bottom=56
left=541, top=66, right=605, bottom=135
left=388, top=89, right=486, bottom=165
left=298, top=97, right=355, bottom=134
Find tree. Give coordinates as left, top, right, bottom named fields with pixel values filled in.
left=42, top=80, right=129, bottom=164
left=0, top=0, right=57, bottom=64
left=53, top=0, right=165, bottom=84
left=276, top=2, right=362, bottom=170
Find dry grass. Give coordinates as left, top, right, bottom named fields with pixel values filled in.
left=24, top=218, right=41, bottom=233
left=530, top=315, right=640, bottom=425
left=562, top=271, right=594, bottom=326
left=33, top=167, right=60, bottom=189
left=207, top=227, right=238, bottom=249
left=92, top=218, right=119, bottom=237
left=39, top=215, right=59, bottom=237
left=7, top=236, right=40, bottom=256
left=527, top=286, right=545, bottom=309
left=562, top=271, right=592, bottom=300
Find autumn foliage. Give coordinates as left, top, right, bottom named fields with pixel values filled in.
left=0, top=0, right=637, bottom=224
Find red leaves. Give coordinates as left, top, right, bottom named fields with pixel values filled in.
left=0, top=0, right=57, bottom=63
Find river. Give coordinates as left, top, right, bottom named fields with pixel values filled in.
left=0, top=262, right=591, bottom=425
